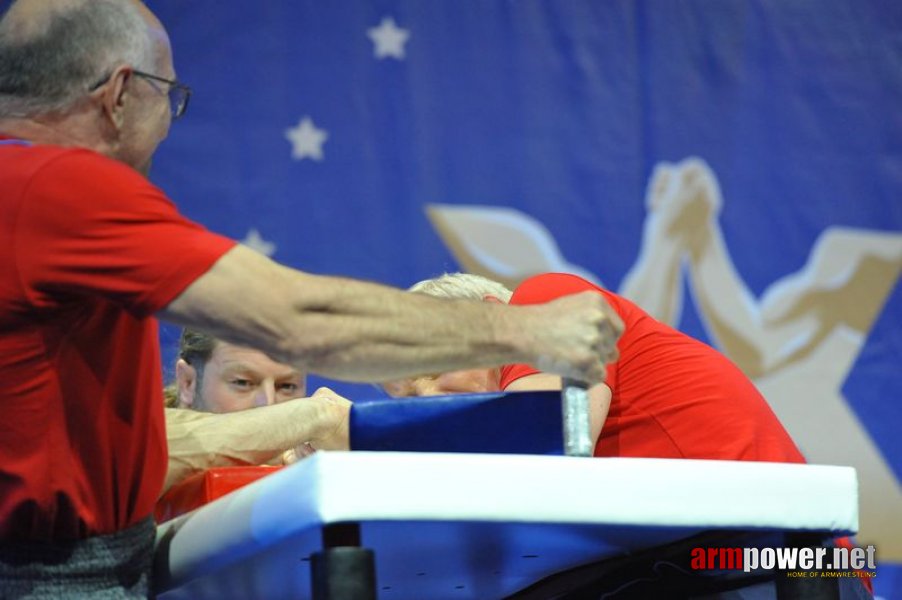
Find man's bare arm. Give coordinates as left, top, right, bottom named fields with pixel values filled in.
left=504, top=373, right=611, bottom=446
left=160, top=245, right=622, bottom=384
left=163, top=388, right=350, bottom=493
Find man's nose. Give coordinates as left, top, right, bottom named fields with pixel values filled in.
left=255, top=383, right=277, bottom=407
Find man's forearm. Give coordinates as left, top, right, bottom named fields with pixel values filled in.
left=163, top=396, right=345, bottom=493
left=168, top=248, right=530, bottom=380
left=271, top=277, right=530, bottom=380
left=161, top=246, right=618, bottom=385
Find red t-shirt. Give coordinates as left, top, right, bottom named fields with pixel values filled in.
left=0, top=137, right=236, bottom=541
left=502, top=275, right=878, bottom=595
left=501, top=273, right=805, bottom=463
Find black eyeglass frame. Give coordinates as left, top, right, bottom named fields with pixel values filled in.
left=89, top=69, right=192, bottom=120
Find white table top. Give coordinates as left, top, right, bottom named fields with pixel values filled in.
left=154, top=452, right=857, bottom=599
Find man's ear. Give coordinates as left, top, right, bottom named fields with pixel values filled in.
left=94, top=65, right=132, bottom=131
left=175, top=359, right=197, bottom=409
left=483, top=294, right=505, bottom=304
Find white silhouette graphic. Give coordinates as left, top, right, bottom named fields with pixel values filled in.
left=426, top=157, right=902, bottom=558
left=425, top=204, right=600, bottom=288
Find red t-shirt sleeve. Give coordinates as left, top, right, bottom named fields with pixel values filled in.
left=500, top=273, right=615, bottom=388
left=14, top=149, right=235, bottom=317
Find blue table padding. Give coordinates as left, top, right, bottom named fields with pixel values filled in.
left=350, top=391, right=565, bottom=454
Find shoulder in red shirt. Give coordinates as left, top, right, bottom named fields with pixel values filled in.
left=500, top=273, right=804, bottom=464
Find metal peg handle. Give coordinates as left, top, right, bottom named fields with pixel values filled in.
left=561, top=378, right=592, bottom=456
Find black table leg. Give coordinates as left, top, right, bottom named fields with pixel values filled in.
left=311, top=523, right=376, bottom=600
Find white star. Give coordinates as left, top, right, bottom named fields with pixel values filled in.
left=241, top=228, right=276, bottom=257
left=367, top=17, right=410, bottom=60
left=284, top=116, right=328, bottom=161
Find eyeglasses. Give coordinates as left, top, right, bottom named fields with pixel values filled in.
left=132, top=70, right=191, bottom=120
left=89, top=69, right=192, bottom=120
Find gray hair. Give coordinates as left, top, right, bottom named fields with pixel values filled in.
left=163, top=328, right=219, bottom=409
left=0, top=0, right=154, bottom=117
left=409, top=273, right=514, bottom=303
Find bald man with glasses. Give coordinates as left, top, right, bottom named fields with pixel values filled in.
left=0, top=0, right=622, bottom=596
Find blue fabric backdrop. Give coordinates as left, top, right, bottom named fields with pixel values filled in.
left=148, top=1, right=901, bottom=594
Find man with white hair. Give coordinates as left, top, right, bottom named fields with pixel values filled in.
left=392, top=272, right=879, bottom=598
left=386, top=272, right=805, bottom=465
left=0, top=1, right=622, bottom=594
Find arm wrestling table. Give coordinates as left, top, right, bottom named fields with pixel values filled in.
left=153, top=392, right=860, bottom=599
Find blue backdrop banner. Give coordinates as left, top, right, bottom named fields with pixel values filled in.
left=148, top=1, right=901, bottom=593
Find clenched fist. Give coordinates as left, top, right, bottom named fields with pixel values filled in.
left=520, top=291, right=624, bottom=384
left=282, top=387, right=351, bottom=464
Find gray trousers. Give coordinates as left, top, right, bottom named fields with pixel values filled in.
left=0, top=517, right=155, bottom=599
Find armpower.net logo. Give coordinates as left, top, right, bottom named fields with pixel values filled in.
left=690, top=545, right=877, bottom=579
